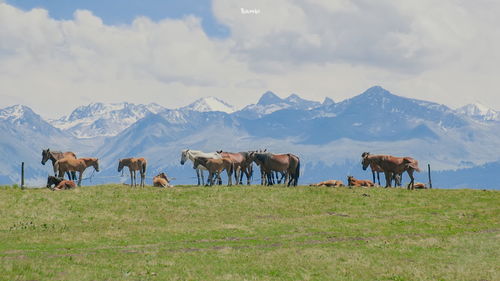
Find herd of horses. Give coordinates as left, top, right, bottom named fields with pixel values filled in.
left=41, top=148, right=425, bottom=190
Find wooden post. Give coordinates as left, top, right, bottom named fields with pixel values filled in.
left=427, top=163, right=432, bottom=189
left=21, top=162, right=25, bottom=189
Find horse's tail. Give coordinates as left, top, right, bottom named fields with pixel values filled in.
left=142, top=160, right=147, bottom=175
left=294, top=158, right=300, bottom=186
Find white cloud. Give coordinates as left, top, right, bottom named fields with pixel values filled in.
left=0, top=1, right=500, bottom=118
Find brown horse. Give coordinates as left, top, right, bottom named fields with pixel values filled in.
left=413, top=182, right=428, bottom=189
left=361, top=152, right=420, bottom=189
left=54, top=158, right=99, bottom=187
left=309, top=180, right=344, bottom=187
left=347, top=176, right=375, bottom=187
left=46, top=176, right=76, bottom=191
left=118, top=158, right=147, bottom=187
left=153, top=172, right=172, bottom=187
left=370, top=162, right=402, bottom=186
left=193, top=157, right=234, bottom=186
left=249, top=152, right=300, bottom=186
left=217, top=151, right=254, bottom=185
left=41, top=148, right=77, bottom=180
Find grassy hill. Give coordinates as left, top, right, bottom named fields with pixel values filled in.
left=0, top=185, right=498, bottom=280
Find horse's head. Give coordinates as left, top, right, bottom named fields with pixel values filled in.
left=347, top=176, right=354, bottom=185
left=117, top=159, right=124, bottom=172
left=361, top=152, right=371, bottom=170
left=41, top=148, right=50, bottom=165
left=93, top=158, right=100, bottom=172
left=46, top=175, right=53, bottom=188
left=180, top=149, right=189, bottom=165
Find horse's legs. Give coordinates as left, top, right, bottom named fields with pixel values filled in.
left=78, top=171, right=82, bottom=187
left=372, top=171, right=376, bottom=185
left=141, top=171, right=145, bottom=187
left=227, top=168, right=232, bottom=186
left=384, top=172, right=392, bottom=188
left=200, top=169, right=205, bottom=186
left=407, top=170, right=415, bottom=190
left=377, top=172, right=381, bottom=186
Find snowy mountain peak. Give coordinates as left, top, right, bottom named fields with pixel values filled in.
left=457, top=103, right=499, bottom=121
left=181, top=97, right=235, bottom=113
left=50, top=102, right=166, bottom=138
left=257, top=91, right=283, bottom=105
left=0, top=104, right=37, bottom=122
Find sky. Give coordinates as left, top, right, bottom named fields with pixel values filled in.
left=1, top=0, right=499, bottom=118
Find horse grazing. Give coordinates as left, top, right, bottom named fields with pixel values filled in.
left=118, top=158, right=147, bottom=187
left=41, top=148, right=77, bottom=180
left=193, top=157, right=234, bottom=186
left=153, top=172, right=173, bottom=188
left=46, top=176, right=76, bottom=191
left=180, top=149, right=222, bottom=185
left=54, top=158, right=99, bottom=187
left=217, top=151, right=254, bottom=185
left=249, top=152, right=300, bottom=186
left=361, top=152, right=420, bottom=189
left=309, top=180, right=344, bottom=187
left=347, top=176, right=375, bottom=187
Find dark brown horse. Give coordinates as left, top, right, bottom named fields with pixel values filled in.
left=41, top=148, right=77, bottom=180
left=118, top=158, right=147, bottom=187
left=193, top=157, right=234, bottom=186
left=249, top=152, right=300, bottom=186
left=361, top=152, right=420, bottom=189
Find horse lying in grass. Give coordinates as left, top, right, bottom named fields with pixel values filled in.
left=153, top=172, right=173, bottom=188
left=118, top=158, right=147, bottom=187
left=54, top=157, right=99, bottom=187
left=361, top=152, right=420, bottom=189
left=347, top=176, right=375, bottom=187
left=46, top=176, right=76, bottom=191
left=193, top=157, right=234, bottom=186
left=413, top=183, right=428, bottom=189
left=309, top=180, right=344, bottom=187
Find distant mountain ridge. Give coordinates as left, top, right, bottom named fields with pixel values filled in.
left=1, top=86, right=499, bottom=188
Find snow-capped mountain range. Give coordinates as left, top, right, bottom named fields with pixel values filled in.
left=1, top=86, right=499, bottom=188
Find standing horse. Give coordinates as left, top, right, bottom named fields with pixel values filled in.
left=54, top=158, right=99, bottom=187
left=118, top=158, right=147, bottom=187
left=217, top=151, right=254, bottom=185
left=41, top=148, right=77, bottom=180
left=193, top=157, right=234, bottom=186
left=369, top=162, right=401, bottom=186
left=249, top=152, right=300, bottom=186
left=361, top=152, right=420, bottom=189
left=180, top=149, right=221, bottom=185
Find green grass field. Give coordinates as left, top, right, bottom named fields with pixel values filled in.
left=0, top=185, right=498, bottom=280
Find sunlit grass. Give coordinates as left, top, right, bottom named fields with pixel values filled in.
left=0, top=185, right=498, bottom=280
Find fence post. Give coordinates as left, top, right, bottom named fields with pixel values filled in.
left=427, top=163, right=432, bottom=189
left=21, top=162, right=25, bottom=189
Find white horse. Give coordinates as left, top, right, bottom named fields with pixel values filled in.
left=180, top=149, right=222, bottom=185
